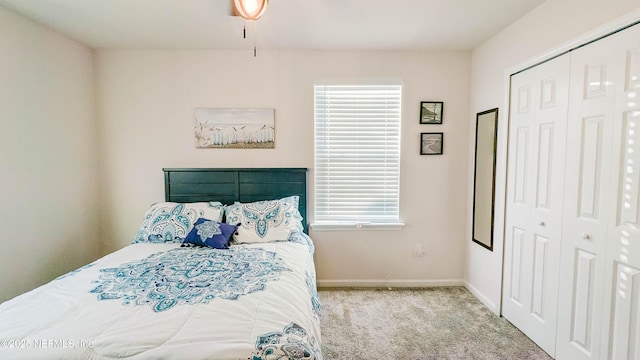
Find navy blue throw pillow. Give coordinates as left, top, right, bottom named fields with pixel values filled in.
left=182, top=218, right=237, bottom=249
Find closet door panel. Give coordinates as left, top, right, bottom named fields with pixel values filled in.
left=503, top=54, right=570, bottom=357
left=571, top=249, right=597, bottom=350
left=602, top=24, right=640, bottom=360
left=514, top=126, right=531, bottom=205
left=556, top=22, right=640, bottom=360
left=536, top=123, right=554, bottom=209
left=556, top=44, right=615, bottom=360
left=507, top=226, right=527, bottom=304
left=609, top=263, right=640, bottom=359
left=577, top=116, right=605, bottom=220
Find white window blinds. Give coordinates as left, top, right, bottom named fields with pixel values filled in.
left=314, top=84, right=401, bottom=224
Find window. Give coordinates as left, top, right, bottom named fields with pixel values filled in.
left=313, top=83, right=402, bottom=229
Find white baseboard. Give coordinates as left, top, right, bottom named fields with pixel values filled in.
left=317, top=279, right=465, bottom=288
left=464, top=281, right=499, bottom=316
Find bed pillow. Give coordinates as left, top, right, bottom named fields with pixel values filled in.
left=182, top=218, right=237, bottom=249
left=132, top=202, right=224, bottom=244
left=225, top=196, right=304, bottom=243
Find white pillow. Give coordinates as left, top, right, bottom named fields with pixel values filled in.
left=133, top=202, right=224, bottom=243
left=225, top=196, right=303, bottom=243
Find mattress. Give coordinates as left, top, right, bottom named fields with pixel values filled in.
left=0, top=239, right=322, bottom=360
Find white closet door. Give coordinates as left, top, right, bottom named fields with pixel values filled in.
left=502, top=54, right=570, bottom=356
left=555, top=32, right=616, bottom=360
left=556, top=23, right=640, bottom=360
left=600, top=24, right=640, bottom=360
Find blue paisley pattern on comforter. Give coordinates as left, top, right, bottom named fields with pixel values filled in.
left=306, top=271, right=321, bottom=319
left=90, top=247, right=290, bottom=312
left=252, top=322, right=323, bottom=360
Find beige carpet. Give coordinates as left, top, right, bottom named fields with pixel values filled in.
left=318, top=287, right=553, bottom=360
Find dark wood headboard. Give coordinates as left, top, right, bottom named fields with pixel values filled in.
left=163, top=168, right=309, bottom=233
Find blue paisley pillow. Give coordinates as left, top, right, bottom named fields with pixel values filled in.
left=133, top=202, right=224, bottom=244
left=225, top=196, right=303, bottom=243
left=182, top=218, right=237, bottom=249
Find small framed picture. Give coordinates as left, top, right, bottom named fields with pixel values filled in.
left=420, top=101, right=444, bottom=124
left=420, top=132, right=444, bottom=155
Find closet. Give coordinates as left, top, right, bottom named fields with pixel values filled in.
left=503, top=23, right=640, bottom=359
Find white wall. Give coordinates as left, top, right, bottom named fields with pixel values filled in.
left=0, top=6, right=99, bottom=301
left=466, top=0, right=640, bottom=314
left=96, top=49, right=471, bottom=286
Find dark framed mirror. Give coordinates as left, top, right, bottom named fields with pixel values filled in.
left=472, top=108, right=499, bottom=251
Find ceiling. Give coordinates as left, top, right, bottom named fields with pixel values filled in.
left=0, top=0, right=544, bottom=50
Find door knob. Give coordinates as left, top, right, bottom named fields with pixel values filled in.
left=538, top=221, right=545, bottom=226
left=581, top=233, right=591, bottom=240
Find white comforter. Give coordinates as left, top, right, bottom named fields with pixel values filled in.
left=0, top=240, right=322, bottom=360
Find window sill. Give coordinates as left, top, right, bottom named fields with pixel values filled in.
left=310, top=222, right=405, bottom=231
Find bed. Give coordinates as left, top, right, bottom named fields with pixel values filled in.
left=0, top=168, right=322, bottom=360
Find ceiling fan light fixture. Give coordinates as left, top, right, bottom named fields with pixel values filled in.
left=233, top=0, right=268, bottom=20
